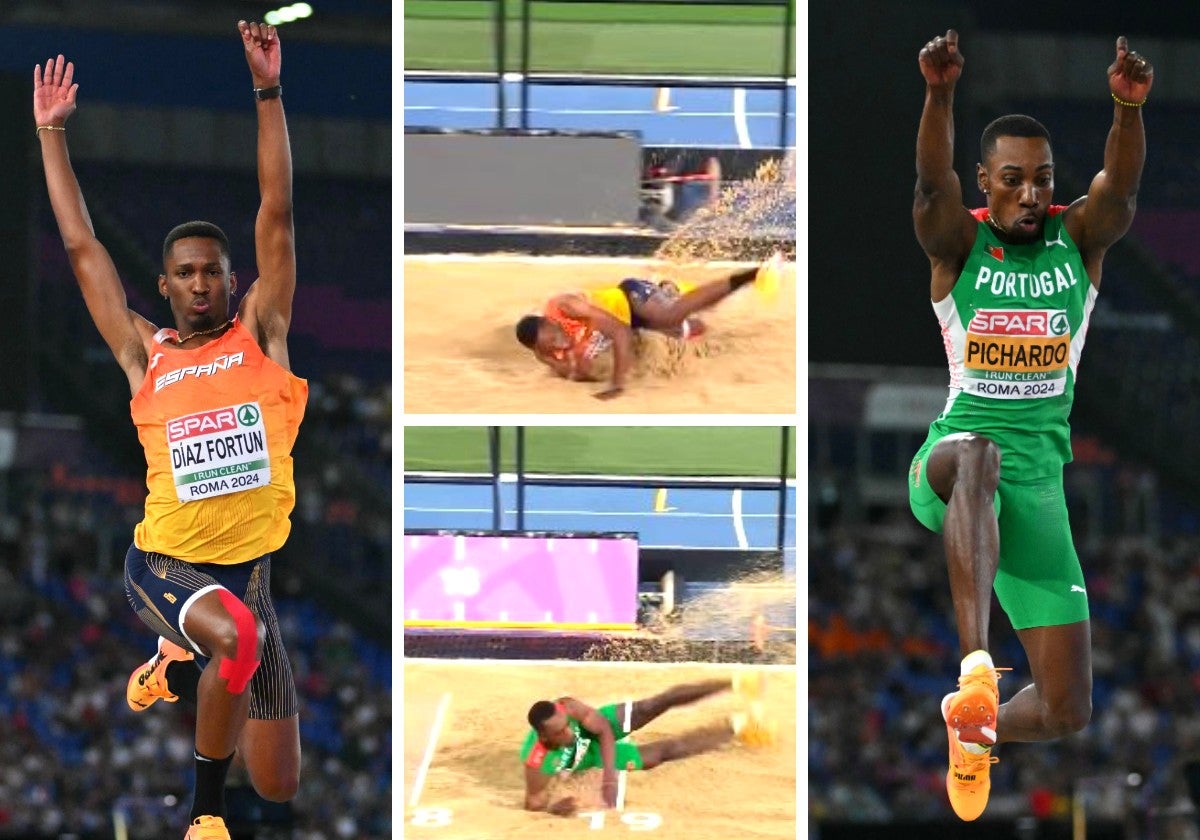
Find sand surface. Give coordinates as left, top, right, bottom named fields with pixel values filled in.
left=402, top=256, right=796, bottom=414
left=402, top=659, right=797, bottom=840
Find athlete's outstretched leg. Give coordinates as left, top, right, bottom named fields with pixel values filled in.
left=626, top=679, right=730, bottom=732
left=182, top=589, right=265, bottom=822
left=925, top=432, right=1002, bottom=655
left=232, top=560, right=300, bottom=803
left=631, top=270, right=757, bottom=330
left=638, top=724, right=732, bottom=769
left=238, top=716, right=301, bottom=802
left=924, top=432, right=1004, bottom=822
left=998, top=621, right=1092, bottom=743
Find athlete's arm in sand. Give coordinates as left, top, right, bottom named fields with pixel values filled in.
left=523, top=764, right=554, bottom=811
left=233, top=20, right=296, bottom=371
left=34, top=55, right=154, bottom=394
left=524, top=764, right=580, bottom=816
left=560, top=697, right=619, bottom=807
left=534, top=348, right=597, bottom=382
left=913, top=29, right=979, bottom=303
left=552, top=297, right=634, bottom=400
left=1060, top=36, right=1152, bottom=286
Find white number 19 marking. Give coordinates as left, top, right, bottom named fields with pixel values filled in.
left=577, top=811, right=662, bottom=831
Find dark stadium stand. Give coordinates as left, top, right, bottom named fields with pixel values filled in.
left=0, top=479, right=390, bottom=837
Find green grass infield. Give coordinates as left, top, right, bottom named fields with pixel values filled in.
left=403, top=426, right=796, bottom=477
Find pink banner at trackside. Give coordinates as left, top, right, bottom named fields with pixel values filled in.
left=403, top=533, right=639, bottom=626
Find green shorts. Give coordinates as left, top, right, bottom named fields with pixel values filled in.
left=909, top=433, right=1089, bottom=630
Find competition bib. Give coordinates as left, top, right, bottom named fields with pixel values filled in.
left=570, top=737, right=592, bottom=770
left=167, top=402, right=272, bottom=502
left=963, top=308, right=1070, bottom=399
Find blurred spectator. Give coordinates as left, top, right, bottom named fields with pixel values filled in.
left=0, top=472, right=390, bottom=838
left=639, top=152, right=721, bottom=230
left=810, top=519, right=1200, bottom=827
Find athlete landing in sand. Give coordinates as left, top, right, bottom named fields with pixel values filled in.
left=36, top=21, right=307, bottom=840
left=521, top=676, right=769, bottom=816
left=514, top=254, right=782, bottom=399
left=908, top=29, right=1151, bottom=822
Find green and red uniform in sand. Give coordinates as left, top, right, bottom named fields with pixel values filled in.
left=909, top=206, right=1093, bottom=629
left=520, top=703, right=644, bottom=775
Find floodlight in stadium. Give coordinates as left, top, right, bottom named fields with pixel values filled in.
left=263, top=3, right=311, bottom=26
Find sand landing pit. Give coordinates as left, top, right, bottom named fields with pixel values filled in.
left=403, top=256, right=796, bottom=414
left=403, top=659, right=797, bottom=840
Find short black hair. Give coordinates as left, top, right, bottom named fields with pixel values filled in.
left=980, top=114, right=1052, bottom=164
left=516, top=315, right=543, bottom=349
left=527, top=700, right=557, bottom=731
left=162, top=220, right=231, bottom=264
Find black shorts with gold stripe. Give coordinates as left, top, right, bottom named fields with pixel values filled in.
left=123, top=543, right=298, bottom=720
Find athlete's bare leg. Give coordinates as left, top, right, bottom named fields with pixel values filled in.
left=926, top=433, right=1091, bottom=742
left=925, top=433, right=1001, bottom=655
left=997, top=622, right=1092, bottom=743
left=183, top=590, right=265, bottom=818
left=625, top=679, right=731, bottom=732
left=186, top=592, right=264, bottom=758
left=638, top=724, right=732, bottom=769
left=238, top=715, right=301, bottom=801
left=632, top=268, right=758, bottom=330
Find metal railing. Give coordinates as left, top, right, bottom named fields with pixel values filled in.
left=405, top=0, right=795, bottom=147
left=403, top=425, right=794, bottom=551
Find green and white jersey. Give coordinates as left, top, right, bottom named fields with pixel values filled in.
left=926, top=207, right=1098, bottom=481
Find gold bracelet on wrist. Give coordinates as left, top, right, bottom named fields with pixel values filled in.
left=1111, top=91, right=1147, bottom=108
left=36, top=124, right=66, bottom=135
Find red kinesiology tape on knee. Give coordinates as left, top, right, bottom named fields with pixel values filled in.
left=216, top=589, right=261, bottom=695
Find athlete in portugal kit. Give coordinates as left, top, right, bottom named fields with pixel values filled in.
left=520, top=678, right=771, bottom=816
left=909, top=29, right=1152, bottom=822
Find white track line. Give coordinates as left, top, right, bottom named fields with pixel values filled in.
left=404, top=658, right=796, bottom=671
left=402, top=255, right=766, bottom=267
left=404, top=506, right=790, bottom=519
left=732, top=88, right=751, bottom=148
left=731, top=488, right=749, bottom=549
left=409, top=692, right=452, bottom=808
left=405, top=105, right=786, bottom=118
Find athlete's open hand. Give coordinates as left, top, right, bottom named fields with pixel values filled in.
left=1108, top=36, right=1153, bottom=105
left=239, top=19, right=282, bottom=88
left=33, top=55, right=78, bottom=128
left=918, top=29, right=964, bottom=90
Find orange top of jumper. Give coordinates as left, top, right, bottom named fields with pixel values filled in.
left=130, top=318, right=308, bottom=565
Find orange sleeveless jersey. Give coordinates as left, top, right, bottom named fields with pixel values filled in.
left=130, top=318, right=308, bottom=565
left=543, top=289, right=630, bottom=361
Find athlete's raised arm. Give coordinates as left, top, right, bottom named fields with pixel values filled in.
left=913, top=29, right=977, bottom=300
left=235, top=20, right=297, bottom=370
left=1064, top=36, right=1152, bottom=272
left=34, top=55, right=152, bottom=393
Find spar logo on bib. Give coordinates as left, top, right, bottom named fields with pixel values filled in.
left=166, top=403, right=271, bottom=502
left=963, top=308, right=1070, bottom=399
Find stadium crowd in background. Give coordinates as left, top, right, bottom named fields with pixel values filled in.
left=0, top=369, right=390, bottom=837
left=809, top=504, right=1200, bottom=831
left=0, top=483, right=390, bottom=836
